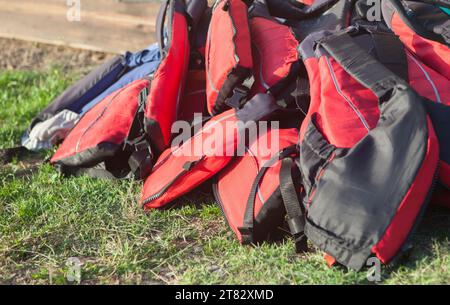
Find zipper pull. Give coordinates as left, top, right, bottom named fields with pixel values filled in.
left=182, top=156, right=206, bottom=171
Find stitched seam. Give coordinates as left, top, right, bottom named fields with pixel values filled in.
left=325, top=56, right=371, bottom=131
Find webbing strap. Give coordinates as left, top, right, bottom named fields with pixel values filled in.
left=280, top=158, right=307, bottom=253
left=186, top=0, right=207, bottom=28
left=265, top=0, right=340, bottom=20
left=369, top=31, right=409, bottom=82
left=239, top=164, right=271, bottom=244
left=320, top=31, right=407, bottom=99
left=57, top=163, right=120, bottom=180
left=128, top=139, right=153, bottom=179
left=238, top=145, right=298, bottom=244
left=125, top=85, right=153, bottom=180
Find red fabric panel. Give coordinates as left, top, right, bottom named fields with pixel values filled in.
left=141, top=109, right=240, bottom=209
left=230, top=0, right=253, bottom=69
left=250, top=17, right=299, bottom=94
left=300, top=44, right=450, bottom=145
left=145, top=11, right=190, bottom=148
left=407, top=52, right=450, bottom=104
left=372, top=118, right=439, bottom=263
left=51, top=79, right=150, bottom=162
left=217, top=128, right=298, bottom=241
left=178, top=70, right=207, bottom=122
left=206, top=0, right=252, bottom=114
left=407, top=51, right=450, bottom=190
left=313, top=56, right=379, bottom=148
left=299, top=33, right=443, bottom=265
left=391, top=12, right=450, bottom=80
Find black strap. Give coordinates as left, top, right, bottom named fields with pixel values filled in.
left=235, top=93, right=280, bottom=124
left=56, top=163, right=121, bottom=180
left=239, top=163, right=271, bottom=244
left=368, top=29, right=409, bottom=82
left=249, top=0, right=277, bottom=20
left=319, top=31, right=407, bottom=99
left=127, top=139, right=153, bottom=179
left=280, top=158, right=307, bottom=253
left=265, top=0, right=340, bottom=20
left=186, top=0, right=207, bottom=28
left=238, top=145, right=298, bottom=244
left=124, top=85, right=154, bottom=180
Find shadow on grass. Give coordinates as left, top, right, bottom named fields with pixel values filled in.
left=0, top=147, right=47, bottom=181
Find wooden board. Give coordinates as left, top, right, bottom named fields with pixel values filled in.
left=0, top=0, right=161, bottom=54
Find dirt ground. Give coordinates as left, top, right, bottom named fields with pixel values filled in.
left=0, top=38, right=114, bottom=73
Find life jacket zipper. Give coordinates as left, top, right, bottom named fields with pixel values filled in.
left=142, top=156, right=205, bottom=206
left=142, top=111, right=235, bottom=206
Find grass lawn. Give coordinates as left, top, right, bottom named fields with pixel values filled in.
left=0, top=68, right=449, bottom=285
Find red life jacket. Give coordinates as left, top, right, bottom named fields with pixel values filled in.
left=178, top=69, right=208, bottom=122
left=214, top=127, right=304, bottom=247
left=51, top=0, right=206, bottom=179
left=144, top=0, right=191, bottom=152
left=175, top=0, right=210, bottom=124
left=249, top=1, right=302, bottom=97
left=141, top=93, right=280, bottom=209
left=50, top=79, right=154, bottom=179
left=205, top=0, right=253, bottom=115
left=382, top=0, right=450, bottom=79
left=297, top=27, right=439, bottom=270
left=382, top=0, right=450, bottom=206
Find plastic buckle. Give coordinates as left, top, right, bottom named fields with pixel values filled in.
left=237, top=226, right=254, bottom=244
left=135, top=140, right=148, bottom=151
left=226, top=86, right=248, bottom=109
left=135, top=140, right=152, bottom=159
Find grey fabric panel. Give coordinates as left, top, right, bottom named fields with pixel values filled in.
left=54, top=142, right=120, bottom=167
left=235, top=93, right=279, bottom=123
left=303, top=87, right=429, bottom=270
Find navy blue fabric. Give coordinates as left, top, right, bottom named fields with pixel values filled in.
left=67, top=59, right=127, bottom=113
left=81, top=43, right=160, bottom=114
left=72, top=43, right=160, bottom=114
left=124, top=43, right=161, bottom=68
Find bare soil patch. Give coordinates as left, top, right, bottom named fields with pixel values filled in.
left=0, top=38, right=113, bottom=73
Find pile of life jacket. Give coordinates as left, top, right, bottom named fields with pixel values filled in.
left=21, top=0, right=450, bottom=271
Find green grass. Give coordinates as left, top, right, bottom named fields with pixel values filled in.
left=0, top=68, right=449, bottom=284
